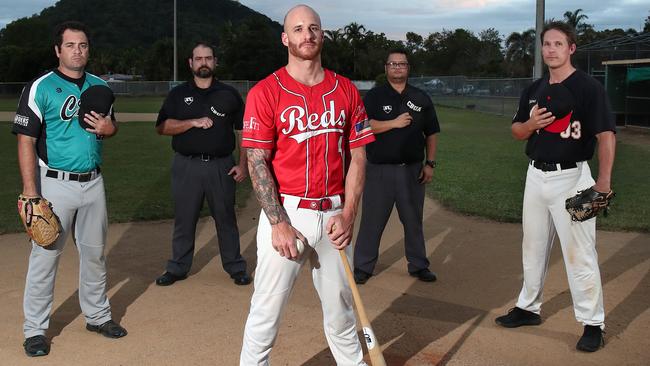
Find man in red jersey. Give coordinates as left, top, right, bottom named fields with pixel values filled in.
left=239, top=4, right=374, bottom=365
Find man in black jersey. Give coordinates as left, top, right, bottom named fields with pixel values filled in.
left=495, top=21, right=616, bottom=353
left=155, top=42, right=251, bottom=287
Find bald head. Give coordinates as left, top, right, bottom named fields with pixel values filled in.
left=283, top=4, right=321, bottom=33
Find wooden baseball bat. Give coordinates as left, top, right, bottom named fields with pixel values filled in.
left=339, top=249, right=387, bottom=366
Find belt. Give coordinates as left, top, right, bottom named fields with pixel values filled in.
left=46, top=167, right=101, bottom=182
left=530, top=160, right=577, bottom=172
left=181, top=153, right=226, bottom=161
left=280, top=195, right=344, bottom=211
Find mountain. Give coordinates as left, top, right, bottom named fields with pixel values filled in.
left=0, top=0, right=285, bottom=81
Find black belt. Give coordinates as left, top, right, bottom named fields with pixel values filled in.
left=180, top=153, right=227, bottom=161
left=530, top=160, right=577, bottom=172
left=46, top=167, right=101, bottom=182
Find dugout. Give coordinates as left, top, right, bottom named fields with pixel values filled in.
left=602, top=59, right=650, bottom=128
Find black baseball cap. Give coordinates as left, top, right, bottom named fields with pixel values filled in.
left=537, top=83, right=575, bottom=133
left=78, top=85, right=115, bottom=129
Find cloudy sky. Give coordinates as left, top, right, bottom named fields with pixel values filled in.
left=1, top=0, right=648, bottom=39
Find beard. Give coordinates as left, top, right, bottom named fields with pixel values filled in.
left=288, top=39, right=322, bottom=61
left=193, top=65, right=214, bottom=78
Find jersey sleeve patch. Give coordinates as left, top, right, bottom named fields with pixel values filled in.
left=241, top=83, right=276, bottom=149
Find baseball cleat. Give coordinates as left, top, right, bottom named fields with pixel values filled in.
left=495, top=307, right=542, bottom=328
left=576, top=325, right=604, bottom=352
left=23, top=335, right=49, bottom=357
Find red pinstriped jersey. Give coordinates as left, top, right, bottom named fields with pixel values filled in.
left=242, top=67, right=374, bottom=198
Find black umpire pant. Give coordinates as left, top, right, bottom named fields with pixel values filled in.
left=166, top=153, right=246, bottom=276
left=354, top=162, right=430, bottom=275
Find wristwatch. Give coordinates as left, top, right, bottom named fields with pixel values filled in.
left=425, top=160, right=436, bottom=168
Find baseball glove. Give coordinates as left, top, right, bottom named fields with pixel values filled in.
left=565, top=187, right=615, bottom=222
left=17, top=195, right=61, bottom=247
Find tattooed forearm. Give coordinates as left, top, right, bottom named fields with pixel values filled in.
left=247, top=148, right=290, bottom=225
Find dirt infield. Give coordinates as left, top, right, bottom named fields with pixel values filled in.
left=0, top=196, right=648, bottom=365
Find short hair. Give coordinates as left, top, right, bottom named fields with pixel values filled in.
left=386, top=48, right=409, bottom=62
left=53, top=21, right=88, bottom=48
left=541, top=21, right=577, bottom=46
left=189, top=41, right=216, bottom=60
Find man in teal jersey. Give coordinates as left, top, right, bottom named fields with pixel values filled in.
left=12, top=21, right=127, bottom=358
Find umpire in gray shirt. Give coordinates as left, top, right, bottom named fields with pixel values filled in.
left=353, top=48, right=440, bottom=284
left=155, top=42, right=251, bottom=286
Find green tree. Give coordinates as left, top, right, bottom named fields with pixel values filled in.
left=644, top=14, right=650, bottom=32
left=144, top=38, right=174, bottom=80
left=505, top=29, right=535, bottom=77
left=323, top=28, right=353, bottom=76
left=405, top=32, right=423, bottom=53
left=563, top=8, right=593, bottom=35
left=477, top=28, right=504, bottom=76
left=344, top=22, right=367, bottom=77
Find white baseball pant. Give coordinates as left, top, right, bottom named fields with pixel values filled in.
left=516, top=161, right=605, bottom=327
left=240, top=195, right=366, bottom=366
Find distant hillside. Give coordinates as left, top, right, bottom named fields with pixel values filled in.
left=0, top=0, right=285, bottom=81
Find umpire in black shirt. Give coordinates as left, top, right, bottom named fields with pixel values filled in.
left=354, top=48, right=440, bottom=284
left=155, top=42, right=251, bottom=286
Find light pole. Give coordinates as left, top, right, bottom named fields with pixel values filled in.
left=533, top=0, right=544, bottom=79
left=173, top=0, right=177, bottom=82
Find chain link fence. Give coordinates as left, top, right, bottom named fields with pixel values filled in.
left=0, top=80, right=258, bottom=97
left=408, top=76, right=534, bottom=117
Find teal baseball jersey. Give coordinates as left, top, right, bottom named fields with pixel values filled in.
left=12, top=69, right=114, bottom=172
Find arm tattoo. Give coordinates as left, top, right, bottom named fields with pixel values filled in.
left=247, top=148, right=289, bottom=225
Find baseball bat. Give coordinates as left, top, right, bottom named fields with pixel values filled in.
left=339, top=249, right=387, bottom=366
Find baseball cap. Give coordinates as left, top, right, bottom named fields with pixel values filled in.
left=537, top=83, right=574, bottom=133
left=78, top=85, right=115, bottom=129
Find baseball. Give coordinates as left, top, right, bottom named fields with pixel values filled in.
left=295, top=238, right=305, bottom=256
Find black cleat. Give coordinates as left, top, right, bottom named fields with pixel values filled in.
left=576, top=325, right=604, bottom=352
left=23, top=335, right=49, bottom=357
left=495, top=307, right=542, bottom=328
left=86, top=320, right=128, bottom=338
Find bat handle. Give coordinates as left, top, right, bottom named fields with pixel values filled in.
left=339, top=250, right=387, bottom=366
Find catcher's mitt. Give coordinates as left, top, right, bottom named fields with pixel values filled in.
left=17, top=195, right=61, bottom=247
left=565, top=187, right=615, bottom=222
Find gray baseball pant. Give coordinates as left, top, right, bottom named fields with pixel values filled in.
left=23, top=168, right=112, bottom=338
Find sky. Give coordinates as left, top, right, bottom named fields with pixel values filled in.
left=0, top=0, right=648, bottom=40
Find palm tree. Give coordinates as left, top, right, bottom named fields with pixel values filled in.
left=343, top=22, right=366, bottom=43
left=343, top=22, right=367, bottom=77
left=563, top=9, right=593, bottom=35
left=505, top=29, right=535, bottom=77
left=324, top=29, right=344, bottom=43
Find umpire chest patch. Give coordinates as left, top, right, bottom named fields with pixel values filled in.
left=184, top=97, right=193, bottom=105
left=382, top=105, right=392, bottom=113
left=407, top=100, right=422, bottom=112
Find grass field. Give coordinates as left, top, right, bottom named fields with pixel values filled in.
left=0, top=97, right=18, bottom=111
left=0, top=106, right=648, bottom=234
left=429, top=108, right=650, bottom=232
left=0, top=122, right=251, bottom=234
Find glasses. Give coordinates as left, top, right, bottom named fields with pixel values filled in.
left=386, top=62, right=409, bottom=69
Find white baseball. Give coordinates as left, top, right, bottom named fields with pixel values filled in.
left=295, top=239, right=305, bottom=256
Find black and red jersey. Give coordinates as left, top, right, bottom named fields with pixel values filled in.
left=513, top=70, right=616, bottom=163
